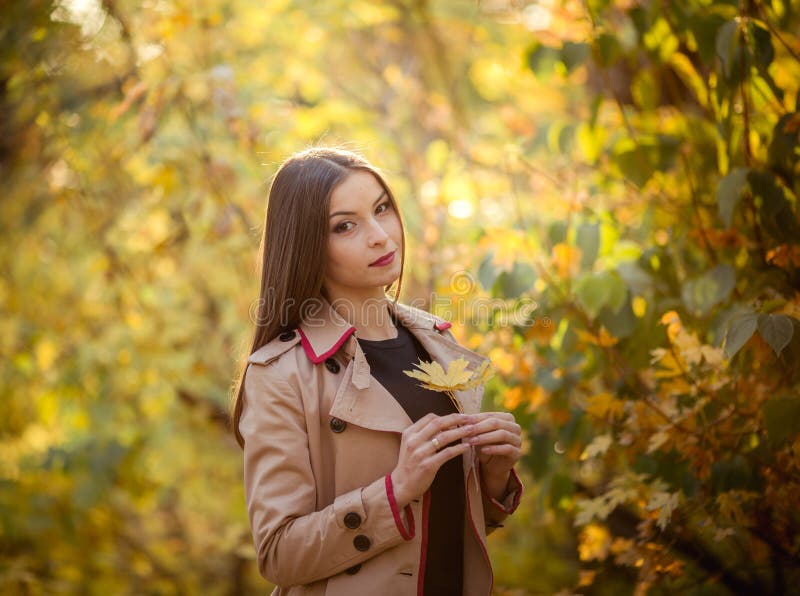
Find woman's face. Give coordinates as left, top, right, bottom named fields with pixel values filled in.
left=323, top=170, right=403, bottom=301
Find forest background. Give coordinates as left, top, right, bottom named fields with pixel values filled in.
left=2, top=0, right=800, bottom=594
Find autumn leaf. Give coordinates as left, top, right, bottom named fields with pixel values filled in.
left=551, top=242, right=582, bottom=279
left=580, top=434, right=613, bottom=460
left=576, top=326, right=619, bottom=347
left=578, top=523, right=611, bottom=561
left=403, top=358, right=495, bottom=413
left=646, top=486, right=681, bottom=530
left=585, top=392, right=625, bottom=420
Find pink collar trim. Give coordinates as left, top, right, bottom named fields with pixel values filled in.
left=297, top=326, right=355, bottom=364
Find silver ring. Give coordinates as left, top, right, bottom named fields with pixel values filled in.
left=431, top=436, right=441, bottom=451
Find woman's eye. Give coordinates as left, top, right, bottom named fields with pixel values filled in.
left=375, top=201, right=391, bottom=215
left=333, top=221, right=355, bottom=233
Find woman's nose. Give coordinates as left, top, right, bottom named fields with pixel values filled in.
left=367, top=219, right=389, bottom=246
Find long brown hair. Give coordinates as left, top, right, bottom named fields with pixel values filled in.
left=230, top=147, right=405, bottom=447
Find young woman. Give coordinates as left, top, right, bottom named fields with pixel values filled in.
left=232, top=147, right=523, bottom=596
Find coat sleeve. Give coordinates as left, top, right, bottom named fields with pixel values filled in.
left=480, top=465, right=523, bottom=535
left=239, top=363, right=414, bottom=587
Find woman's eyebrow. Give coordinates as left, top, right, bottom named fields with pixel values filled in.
left=329, top=190, right=388, bottom=218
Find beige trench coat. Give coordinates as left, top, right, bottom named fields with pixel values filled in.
left=239, top=300, right=523, bottom=596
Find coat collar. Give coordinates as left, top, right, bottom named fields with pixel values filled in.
left=296, top=298, right=488, bottom=421
left=296, top=298, right=457, bottom=364
left=296, top=301, right=356, bottom=364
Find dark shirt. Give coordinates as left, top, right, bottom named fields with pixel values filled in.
left=358, top=321, right=465, bottom=596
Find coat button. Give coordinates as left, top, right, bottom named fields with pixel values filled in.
left=279, top=330, right=295, bottom=342
left=353, top=535, right=371, bottom=551
left=345, top=563, right=361, bottom=575
left=330, top=417, right=347, bottom=433
left=324, top=358, right=340, bottom=374
left=343, top=512, right=361, bottom=529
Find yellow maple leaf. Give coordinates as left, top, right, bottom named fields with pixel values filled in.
left=404, top=358, right=495, bottom=413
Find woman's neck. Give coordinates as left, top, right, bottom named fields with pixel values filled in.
left=326, top=291, right=397, bottom=341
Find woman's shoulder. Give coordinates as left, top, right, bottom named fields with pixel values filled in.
left=247, top=329, right=303, bottom=367
left=393, top=301, right=453, bottom=333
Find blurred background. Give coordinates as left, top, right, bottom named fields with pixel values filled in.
left=2, top=0, right=800, bottom=594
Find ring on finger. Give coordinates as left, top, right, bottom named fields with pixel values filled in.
left=431, top=436, right=441, bottom=451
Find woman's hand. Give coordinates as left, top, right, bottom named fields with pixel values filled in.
left=390, top=413, right=475, bottom=508
left=464, top=412, right=522, bottom=500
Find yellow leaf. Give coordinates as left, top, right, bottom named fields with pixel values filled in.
left=585, top=392, right=624, bottom=420
left=578, top=523, right=611, bottom=562
left=403, top=357, right=494, bottom=393
left=660, top=310, right=682, bottom=341
left=503, top=386, right=523, bottom=410
left=488, top=347, right=514, bottom=375
left=479, top=228, right=536, bottom=271
left=576, top=327, right=618, bottom=347
left=611, top=537, right=634, bottom=555
left=632, top=296, right=647, bottom=318
left=578, top=570, right=597, bottom=588
left=551, top=242, right=581, bottom=279
left=651, top=349, right=684, bottom=378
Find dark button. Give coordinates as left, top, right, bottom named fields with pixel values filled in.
left=279, top=330, right=295, bottom=342
left=345, top=563, right=361, bottom=575
left=330, top=417, right=347, bottom=433
left=324, top=358, right=340, bottom=374
left=353, top=535, right=371, bottom=551
left=343, top=512, right=361, bottom=529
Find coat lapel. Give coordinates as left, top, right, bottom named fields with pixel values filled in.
left=303, top=299, right=489, bottom=434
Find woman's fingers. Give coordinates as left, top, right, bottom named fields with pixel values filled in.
left=477, top=443, right=519, bottom=456
left=406, top=413, right=471, bottom=446
left=467, top=414, right=521, bottom=438
left=467, top=428, right=521, bottom=447
left=428, top=441, right=471, bottom=465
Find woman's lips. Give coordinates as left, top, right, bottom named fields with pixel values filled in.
left=369, top=250, right=396, bottom=267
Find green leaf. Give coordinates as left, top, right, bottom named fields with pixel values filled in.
left=576, top=222, right=599, bottom=269
left=548, top=220, right=567, bottom=246
left=593, top=33, right=622, bottom=67
left=767, top=113, right=800, bottom=178
left=756, top=313, right=794, bottom=356
left=763, top=396, right=800, bottom=445
left=724, top=312, right=757, bottom=358
left=750, top=22, right=774, bottom=71
left=617, top=261, right=652, bottom=294
left=561, top=42, right=590, bottom=73
left=526, top=43, right=561, bottom=75
left=598, top=298, right=636, bottom=338
left=575, top=271, right=626, bottom=319
left=691, top=13, right=728, bottom=64
left=717, top=167, right=749, bottom=228
left=477, top=254, right=498, bottom=290
left=681, top=265, right=736, bottom=316
left=615, top=148, right=652, bottom=188
left=715, top=20, right=744, bottom=84
left=494, top=262, right=537, bottom=299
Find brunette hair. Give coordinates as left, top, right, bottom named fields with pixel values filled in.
left=230, top=147, right=405, bottom=447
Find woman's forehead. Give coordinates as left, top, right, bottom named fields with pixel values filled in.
left=329, top=171, right=385, bottom=212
